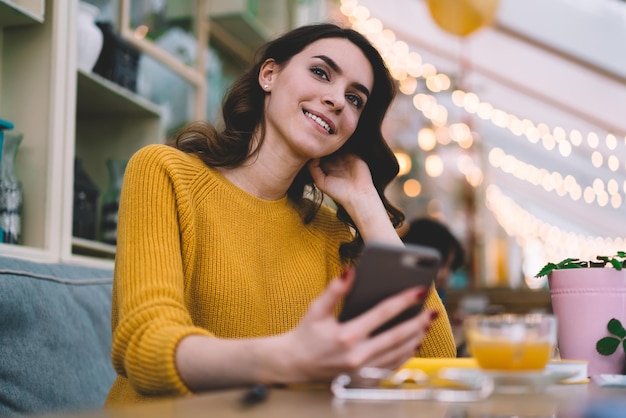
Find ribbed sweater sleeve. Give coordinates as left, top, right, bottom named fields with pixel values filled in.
left=109, top=145, right=212, bottom=398
left=416, top=284, right=457, bottom=358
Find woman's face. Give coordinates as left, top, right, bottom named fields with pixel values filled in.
left=260, top=37, right=374, bottom=161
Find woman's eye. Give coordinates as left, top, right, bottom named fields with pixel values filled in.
left=346, top=94, right=364, bottom=109
left=311, top=66, right=329, bottom=80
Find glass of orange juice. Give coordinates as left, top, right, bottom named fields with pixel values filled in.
left=464, top=314, right=557, bottom=373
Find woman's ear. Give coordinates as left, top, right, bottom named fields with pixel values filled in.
left=258, top=59, right=276, bottom=91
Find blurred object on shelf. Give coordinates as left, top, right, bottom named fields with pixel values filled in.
left=99, top=158, right=127, bottom=245
left=0, top=118, right=13, bottom=156
left=0, top=119, right=13, bottom=242
left=73, top=158, right=100, bottom=240
left=93, top=22, right=140, bottom=92
left=81, top=0, right=114, bottom=22
left=0, top=130, right=23, bottom=244
left=77, top=1, right=104, bottom=72
left=137, top=27, right=225, bottom=134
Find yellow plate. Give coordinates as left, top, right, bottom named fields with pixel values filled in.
left=399, top=357, right=478, bottom=376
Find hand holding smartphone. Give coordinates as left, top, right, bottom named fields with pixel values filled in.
left=338, top=242, right=440, bottom=336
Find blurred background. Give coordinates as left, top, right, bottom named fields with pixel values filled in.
left=3, top=0, right=625, bottom=316
left=83, top=0, right=626, bottom=310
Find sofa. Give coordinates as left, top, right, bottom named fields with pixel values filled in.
left=0, top=255, right=116, bottom=416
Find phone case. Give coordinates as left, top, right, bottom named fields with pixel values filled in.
left=338, top=242, right=441, bottom=335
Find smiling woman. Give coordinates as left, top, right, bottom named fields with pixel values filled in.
left=259, top=37, right=373, bottom=160
left=105, top=23, right=456, bottom=407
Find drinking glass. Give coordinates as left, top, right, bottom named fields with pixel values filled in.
left=464, top=313, right=557, bottom=373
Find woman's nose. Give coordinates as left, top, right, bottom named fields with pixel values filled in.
left=323, top=93, right=344, bottom=113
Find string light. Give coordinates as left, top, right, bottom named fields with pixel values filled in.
left=403, top=179, right=422, bottom=197
left=394, top=151, right=412, bottom=176
left=488, top=147, right=623, bottom=208
left=338, top=0, right=625, bottom=265
left=411, top=88, right=623, bottom=208
left=485, top=184, right=624, bottom=263
left=339, top=0, right=626, bottom=180
left=451, top=90, right=626, bottom=182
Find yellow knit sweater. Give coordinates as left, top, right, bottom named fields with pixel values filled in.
left=105, top=144, right=455, bottom=405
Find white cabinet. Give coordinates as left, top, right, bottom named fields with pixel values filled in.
left=0, top=0, right=164, bottom=266
left=0, top=1, right=44, bottom=26
left=0, top=0, right=320, bottom=266
left=72, top=70, right=163, bottom=261
left=1, top=0, right=67, bottom=262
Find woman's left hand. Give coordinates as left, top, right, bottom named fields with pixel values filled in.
left=308, top=154, right=402, bottom=245
left=307, top=154, right=377, bottom=210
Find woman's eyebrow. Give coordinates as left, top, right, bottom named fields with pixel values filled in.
left=313, top=54, right=371, bottom=98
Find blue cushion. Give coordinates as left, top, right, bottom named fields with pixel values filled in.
left=0, top=256, right=115, bottom=416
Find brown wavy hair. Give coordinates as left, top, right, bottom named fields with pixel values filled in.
left=175, top=23, right=404, bottom=261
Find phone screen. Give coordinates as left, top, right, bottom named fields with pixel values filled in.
left=338, top=242, right=440, bottom=336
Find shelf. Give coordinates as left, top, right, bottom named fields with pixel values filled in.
left=0, top=0, right=44, bottom=27
left=0, top=242, right=60, bottom=263
left=76, top=70, right=161, bottom=118
left=71, top=237, right=116, bottom=260
left=209, top=12, right=273, bottom=64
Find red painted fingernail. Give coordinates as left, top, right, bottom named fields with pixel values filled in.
left=423, top=325, right=431, bottom=333
left=340, top=268, right=350, bottom=281
left=415, top=288, right=428, bottom=300
left=430, top=311, right=439, bottom=321
left=415, top=343, right=422, bottom=351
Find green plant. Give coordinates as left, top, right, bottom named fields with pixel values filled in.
left=535, top=253, right=626, bottom=360
left=535, top=251, right=626, bottom=278
left=596, top=318, right=626, bottom=356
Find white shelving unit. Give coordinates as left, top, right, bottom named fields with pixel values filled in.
left=1, top=0, right=64, bottom=262
left=0, top=1, right=44, bottom=27
left=0, top=0, right=165, bottom=266
left=0, top=0, right=311, bottom=266
left=72, top=70, right=163, bottom=262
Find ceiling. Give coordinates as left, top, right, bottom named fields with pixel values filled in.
left=344, top=0, right=626, bottom=256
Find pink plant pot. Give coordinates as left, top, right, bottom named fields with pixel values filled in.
left=549, top=268, right=626, bottom=376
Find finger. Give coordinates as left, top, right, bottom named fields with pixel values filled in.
left=307, top=159, right=328, bottom=192
left=358, top=309, right=436, bottom=370
left=344, top=286, right=428, bottom=339
left=306, top=267, right=355, bottom=319
left=367, top=308, right=436, bottom=355
left=307, top=158, right=324, bottom=182
left=365, top=332, right=425, bottom=371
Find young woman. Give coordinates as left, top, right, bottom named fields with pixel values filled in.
left=106, top=23, right=455, bottom=406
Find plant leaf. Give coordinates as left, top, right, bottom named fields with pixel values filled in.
left=607, top=318, right=626, bottom=338
left=610, top=259, right=623, bottom=270
left=535, top=263, right=557, bottom=278
left=557, top=258, right=580, bottom=268
left=623, top=338, right=626, bottom=354
left=596, top=337, right=621, bottom=355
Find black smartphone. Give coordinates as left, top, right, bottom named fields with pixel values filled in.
left=338, top=242, right=440, bottom=336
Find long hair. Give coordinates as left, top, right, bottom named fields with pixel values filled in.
left=175, top=23, right=404, bottom=261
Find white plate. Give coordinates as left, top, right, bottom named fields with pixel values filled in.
left=483, top=369, right=578, bottom=393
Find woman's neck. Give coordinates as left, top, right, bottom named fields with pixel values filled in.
left=217, top=143, right=306, bottom=201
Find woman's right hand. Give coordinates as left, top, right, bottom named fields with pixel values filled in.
left=274, top=268, right=437, bottom=384
left=175, top=268, right=437, bottom=392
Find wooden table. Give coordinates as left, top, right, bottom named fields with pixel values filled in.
left=44, top=381, right=626, bottom=418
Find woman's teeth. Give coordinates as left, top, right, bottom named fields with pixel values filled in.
left=304, top=111, right=331, bottom=133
